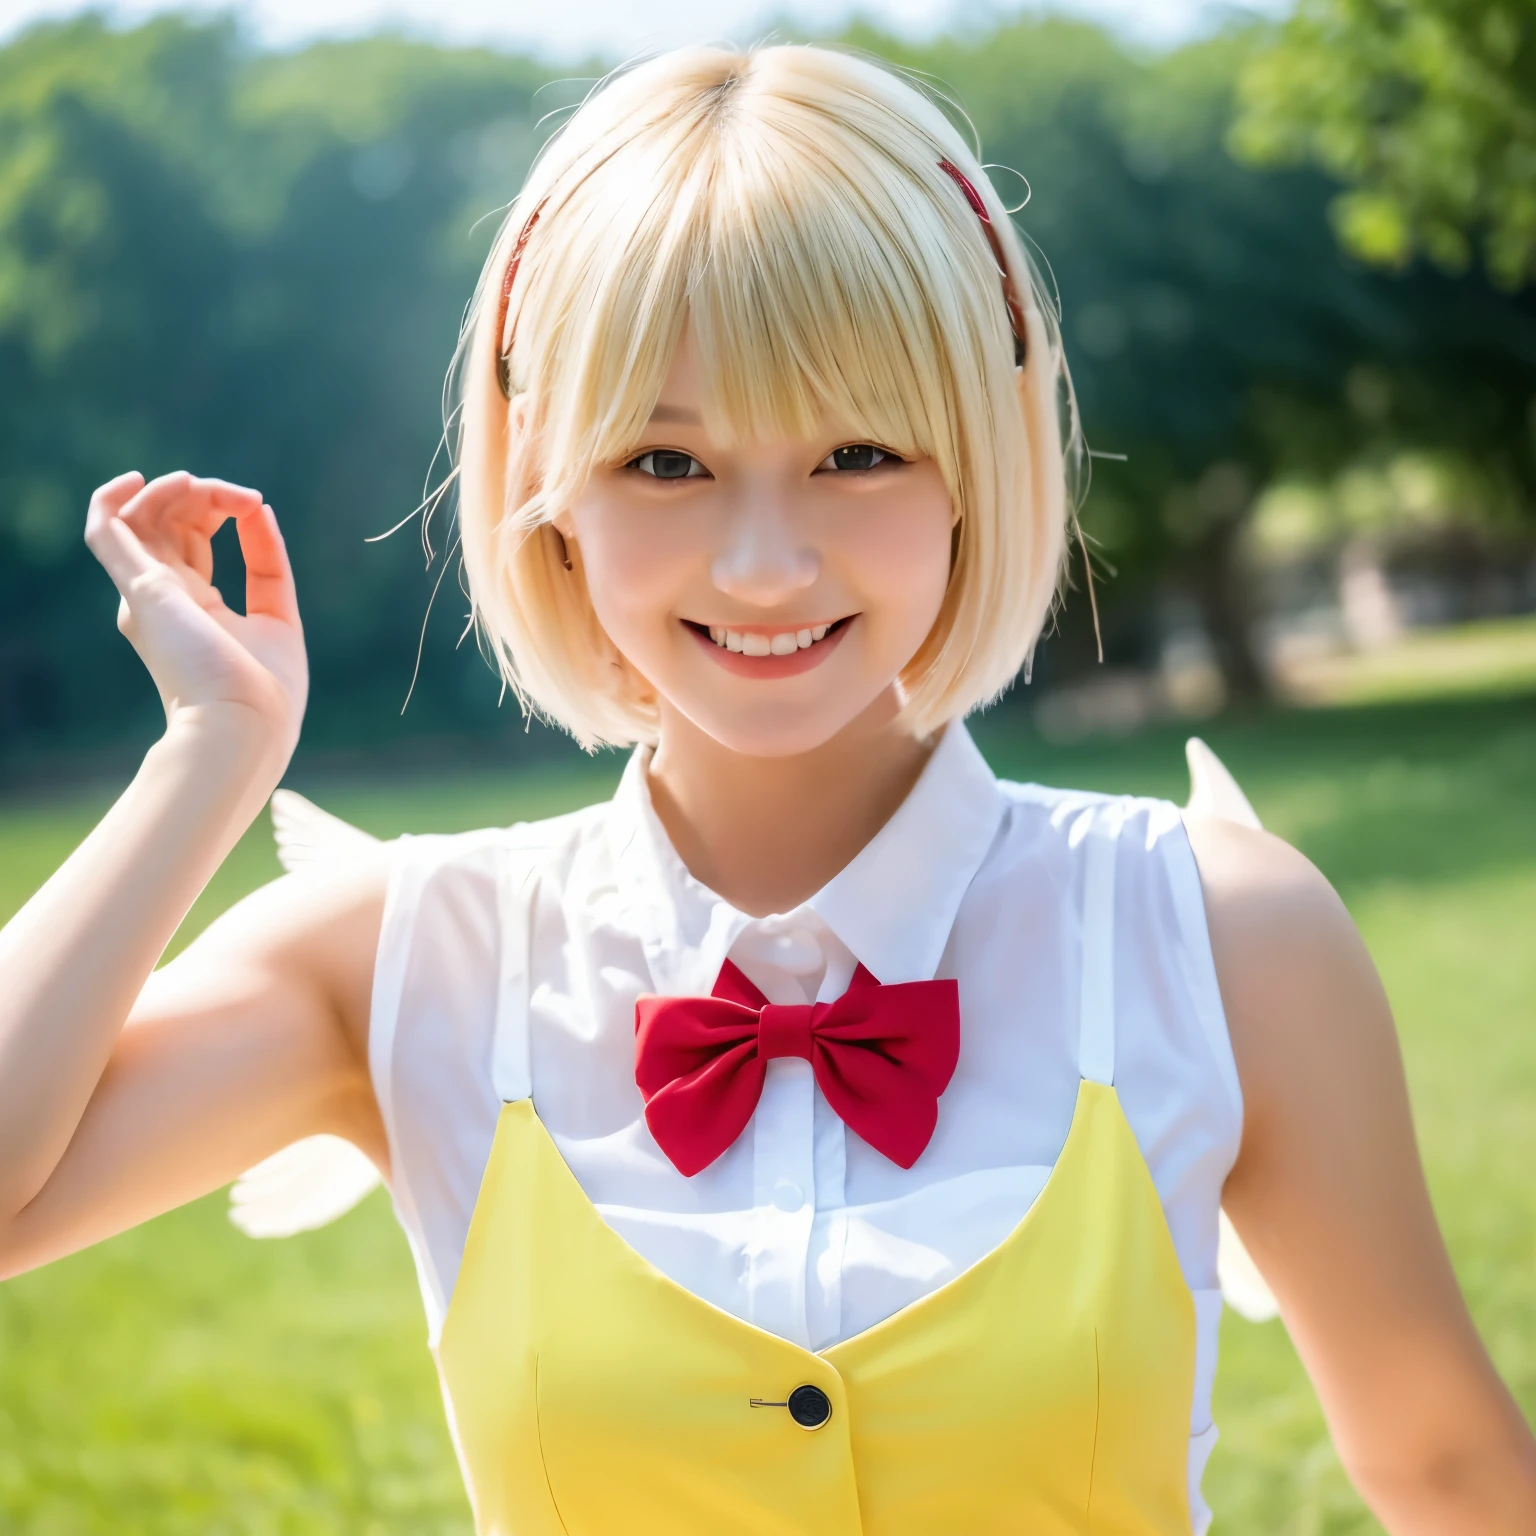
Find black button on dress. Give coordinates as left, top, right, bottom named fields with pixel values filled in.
left=787, top=1384, right=832, bottom=1429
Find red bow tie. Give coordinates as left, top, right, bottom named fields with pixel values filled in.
left=634, top=960, right=960, bottom=1177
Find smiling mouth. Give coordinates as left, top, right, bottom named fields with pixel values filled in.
left=682, top=617, right=854, bottom=656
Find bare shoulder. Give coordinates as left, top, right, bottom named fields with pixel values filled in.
left=1181, top=813, right=1347, bottom=936
left=1180, top=816, right=1420, bottom=1350
left=1179, top=815, right=1396, bottom=1140
left=152, top=843, right=394, bottom=1072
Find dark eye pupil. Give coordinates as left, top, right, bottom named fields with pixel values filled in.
left=833, top=444, right=881, bottom=471
left=649, top=450, right=695, bottom=479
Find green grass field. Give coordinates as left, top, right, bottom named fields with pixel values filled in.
left=2, top=681, right=1534, bottom=1533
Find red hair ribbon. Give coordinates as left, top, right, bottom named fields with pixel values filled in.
left=938, top=158, right=1028, bottom=368
left=494, top=196, right=548, bottom=398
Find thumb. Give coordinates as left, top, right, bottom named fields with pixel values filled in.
left=84, top=472, right=160, bottom=598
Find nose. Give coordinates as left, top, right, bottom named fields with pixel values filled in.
left=710, top=496, right=819, bottom=607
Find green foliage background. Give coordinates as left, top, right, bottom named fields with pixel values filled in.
left=1233, top=0, right=1536, bottom=289
left=0, top=11, right=1532, bottom=761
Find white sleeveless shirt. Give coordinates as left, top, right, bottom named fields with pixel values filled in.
left=369, top=720, right=1242, bottom=1532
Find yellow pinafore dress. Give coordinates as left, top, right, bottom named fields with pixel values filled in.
left=434, top=808, right=1199, bottom=1534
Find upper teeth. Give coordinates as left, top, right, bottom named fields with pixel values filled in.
left=708, top=624, right=830, bottom=655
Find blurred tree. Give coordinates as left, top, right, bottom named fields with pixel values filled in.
left=0, top=18, right=241, bottom=746
left=852, top=16, right=1536, bottom=699
left=1227, top=1, right=1536, bottom=646
left=1232, top=0, right=1536, bottom=291
left=0, top=17, right=554, bottom=762
left=1, top=13, right=1531, bottom=754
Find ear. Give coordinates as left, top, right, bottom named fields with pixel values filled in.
left=501, top=392, right=544, bottom=518
left=508, top=391, right=532, bottom=439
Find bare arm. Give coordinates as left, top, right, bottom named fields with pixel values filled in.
left=0, top=837, right=389, bottom=1278
left=0, top=470, right=382, bottom=1276
left=1186, top=817, right=1536, bottom=1533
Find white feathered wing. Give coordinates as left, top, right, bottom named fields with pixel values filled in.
left=233, top=755, right=1283, bottom=1321
left=226, top=789, right=386, bottom=1237
left=1182, top=737, right=1282, bottom=1323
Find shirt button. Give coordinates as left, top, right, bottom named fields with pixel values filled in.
left=788, top=1384, right=832, bottom=1429
left=772, top=1179, right=805, bottom=1213
left=771, top=929, right=821, bottom=974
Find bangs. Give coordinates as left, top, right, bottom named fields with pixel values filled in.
left=687, top=126, right=971, bottom=464
left=512, top=66, right=1003, bottom=505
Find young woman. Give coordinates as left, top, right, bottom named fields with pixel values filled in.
left=1, top=43, right=1531, bottom=1536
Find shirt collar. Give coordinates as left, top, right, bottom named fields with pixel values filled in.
left=806, top=719, right=1005, bottom=983
left=609, top=718, right=1006, bottom=994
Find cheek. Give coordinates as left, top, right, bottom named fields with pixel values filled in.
left=837, top=481, right=954, bottom=631
left=571, top=496, right=695, bottom=636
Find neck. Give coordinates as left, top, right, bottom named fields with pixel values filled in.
left=646, top=691, right=941, bottom=918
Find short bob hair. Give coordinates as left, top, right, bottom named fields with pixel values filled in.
left=453, top=43, right=1083, bottom=750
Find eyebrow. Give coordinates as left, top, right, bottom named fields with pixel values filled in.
left=648, top=403, right=702, bottom=425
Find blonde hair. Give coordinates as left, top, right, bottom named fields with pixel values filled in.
left=452, top=43, right=1083, bottom=750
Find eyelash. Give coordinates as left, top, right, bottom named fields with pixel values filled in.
left=626, top=449, right=708, bottom=481
left=624, top=444, right=905, bottom=480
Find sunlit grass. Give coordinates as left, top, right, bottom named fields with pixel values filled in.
left=3, top=693, right=1534, bottom=1533
left=1279, top=612, right=1536, bottom=707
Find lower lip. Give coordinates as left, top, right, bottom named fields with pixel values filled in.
left=686, top=619, right=852, bottom=677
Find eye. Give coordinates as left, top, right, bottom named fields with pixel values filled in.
left=628, top=449, right=708, bottom=480
left=818, top=443, right=902, bottom=472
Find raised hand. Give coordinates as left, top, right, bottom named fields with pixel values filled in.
left=83, top=470, right=308, bottom=763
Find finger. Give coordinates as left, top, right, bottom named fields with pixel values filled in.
left=84, top=471, right=146, bottom=544
left=84, top=473, right=163, bottom=593
left=235, top=502, right=300, bottom=627
left=112, top=472, right=212, bottom=586
left=179, top=477, right=265, bottom=527
left=194, top=477, right=265, bottom=508
left=175, top=478, right=266, bottom=544
left=118, top=474, right=247, bottom=574
left=94, top=512, right=165, bottom=595
left=86, top=470, right=147, bottom=518
left=114, top=470, right=197, bottom=544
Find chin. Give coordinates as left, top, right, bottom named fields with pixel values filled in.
left=675, top=694, right=876, bottom=760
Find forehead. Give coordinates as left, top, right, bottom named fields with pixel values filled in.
left=646, top=324, right=704, bottom=423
